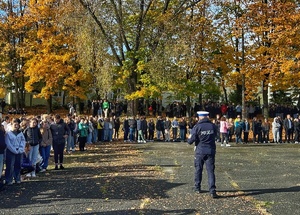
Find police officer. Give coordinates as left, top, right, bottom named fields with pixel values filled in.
left=187, top=111, right=219, bottom=198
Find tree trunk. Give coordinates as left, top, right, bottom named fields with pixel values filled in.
left=198, top=93, right=203, bottom=110
left=13, top=77, right=20, bottom=110
left=262, top=80, right=269, bottom=118
left=127, top=68, right=138, bottom=115
left=222, top=85, right=228, bottom=104
left=242, top=74, right=247, bottom=119
left=127, top=100, right=138, bottom=116
left=186, top=96, right=191, bottom=118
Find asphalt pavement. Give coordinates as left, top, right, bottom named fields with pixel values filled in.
left=0, top=141, right=299, bottom=215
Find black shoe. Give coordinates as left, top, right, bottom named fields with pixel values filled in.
left=210, top=192, right=219, bottom=199
left=54, top=165, right=59, bottom=170
left=193, top=188, right=201, bottom=194
left=60, top=165, right=65, bottom=170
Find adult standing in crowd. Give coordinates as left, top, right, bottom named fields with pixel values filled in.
left=65, top=115, right=76, bottom=153
left=5, top=118, right=26, bottom=185
left=129, top=116, right=137, bottom=142
left=78, top=117, right=88, bottom=151
left=39, top=120, right=52, bottom=172
left=156, top=116, right=164, bottom=141
left=294, top=116, right=300, bottom=143
left=252, top=117, right=259, bottom=143
left=187, top=111, right=219, bottom=198
left=147, top=119, right=155, bottom=142
left=122, top=116, right=129, bottom=142
left=137, top=116, right=146, bottom=143
left=2, top=116, right=11, bottom=132
left=272, top=117, right=281, bottom=143
left=102, top=99, right=110, bottom=118
left=50, top=114, right=69, bottom=170
left=277, top=116, right=283, bottom=143
left=113, top=116, right=121, bottom=141
left=23, top=118, right=42, bottom=177
left=234, top=116, right=243, bottom=144
left=283, top=114, right=294, bottom=143
left=92, top=100, right=99, bottom=117
left=179, top=117, right=187, bottom=142
left=0, top=124, right=6, bottom=190
left=262, top=118, right=270, bottom=143
left=242, top=118, right=250, bottom=144
left=171, top=117, right=179, bottom=141
left=227, top=118, right=234, bottom=142
left=164, top=117, right=171, bottom=142
left=97, top=117, right=104, bottom=142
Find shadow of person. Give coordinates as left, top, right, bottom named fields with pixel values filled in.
left=218, top=186, right=300, bottom=198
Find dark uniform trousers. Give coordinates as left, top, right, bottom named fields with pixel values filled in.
left=194, top=153, right=216, bottom=193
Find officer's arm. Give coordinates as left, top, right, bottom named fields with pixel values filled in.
left=187, top=128, right=198, bottom=145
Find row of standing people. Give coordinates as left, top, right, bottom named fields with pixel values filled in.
left=215, top=114, right=300, bottom=145
left=72, top=114, right=197, bottom=144
left=72, top=113, right=300, bottom=145
left=122, top=115, right=197, bottom=143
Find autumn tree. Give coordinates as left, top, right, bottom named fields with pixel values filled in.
left=75, top=0, right=205, bottom=115
left=0, top=0, right=28, bottom=109
left=21, top=0, right=92, bottom=113
left=151, top=0, right=234, bottom=116
left=238, top=0, right=300, bottom=117
left=65, top=10, right=115, bottom=100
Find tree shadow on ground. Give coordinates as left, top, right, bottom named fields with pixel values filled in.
left=30, top=209, right=197, bottom=215
left=0, top=165, right=185, bottom=209
left=0, top=142, right=186, bottom=210
left=74, top=208, right=197, bottom=215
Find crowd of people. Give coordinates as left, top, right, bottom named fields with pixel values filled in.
left=1, top=98, right=300, bottom=191
left=0, top=114, right=71, bottom=190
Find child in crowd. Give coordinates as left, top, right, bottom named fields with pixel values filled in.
left=21, top=143, right=35, bottom=176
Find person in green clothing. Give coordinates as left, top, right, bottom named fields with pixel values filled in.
left=78, top=118, right=88, bottom=151
left=102, top=99, right=110, bottom=118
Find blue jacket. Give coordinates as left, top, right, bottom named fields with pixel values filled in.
left=187, top=118, right=217, bottom=155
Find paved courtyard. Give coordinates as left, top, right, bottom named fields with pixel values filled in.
left=0, top=141, right=299, bottom=215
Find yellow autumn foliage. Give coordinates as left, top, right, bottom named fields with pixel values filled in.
left=0, top=88, right=6, bottom=99
left=22, top=0, right=92, bottom=100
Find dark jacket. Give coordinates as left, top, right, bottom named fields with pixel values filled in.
left=50, top=119, right=70, bottom=145
left=294, top=120, right=300, bottom=132
left=187, top=118, right=217, bottom=155
left=140, top=119, right=147, bottom=132
left=156, top=119, right=164, bottom=131
left=0, top=129, right=6, bottom=154
left=23, top=126, right=42, bottom=146
left=129, top=118, right=137, bottom=129
left=123, top=118, right=129, bottom=131
left=164, top=120, right=171, bottom=130
left=283, top=118, right=294, bottom=130
left=179, top=120, right=187, bottom=130
left=148, top=121, right=155, bottom=132
left=67, top=120, right=76, bottom=136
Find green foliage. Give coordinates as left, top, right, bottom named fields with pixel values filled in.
left=271, top=90, right=293, bottom=105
